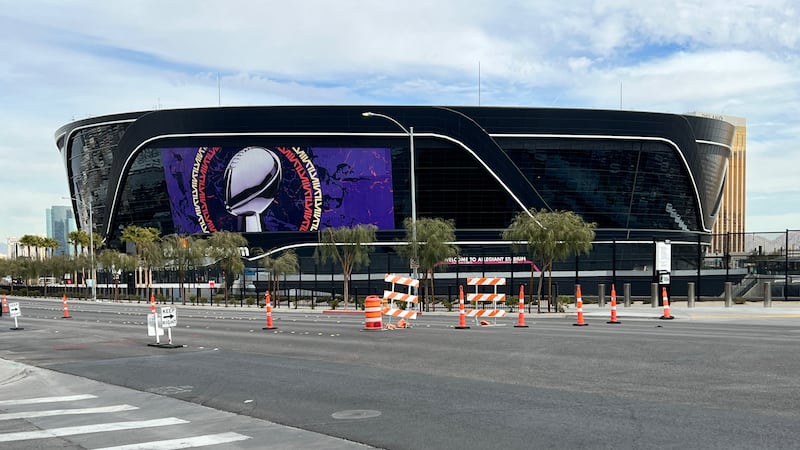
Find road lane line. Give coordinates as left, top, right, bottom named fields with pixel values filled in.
left=93, top=432, right=251, bottom=449
left=0, top=417, right=188, bottom=442
left=0, top=394, right=97, bottom=406
left=0, top=404, right=138, bottom=421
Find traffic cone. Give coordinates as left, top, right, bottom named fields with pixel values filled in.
left=263, top=292, right=277, bottom=330
left=606, top=284, right=620, bottom=324
left=573, top=285, right=588, bottom=326
left=62, top=294, right=72, bottom=319
left=455, top=285, right=470, bottom=329
left=150, top=292, right=156, bottom=316
left=514, top=284, right=528, bottom=328
left=2, top=294, right=8, bottom=314
left=659, top=287, right=674, bottom=320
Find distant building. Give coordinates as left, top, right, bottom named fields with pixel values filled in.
left=7, top=237, right=25, bottom=258
left=687, top=113, right=746, bottom=254
left=46, top=205, right=75, bottom=256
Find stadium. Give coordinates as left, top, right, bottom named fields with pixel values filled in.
left=55, top=106, right=735, bottom=300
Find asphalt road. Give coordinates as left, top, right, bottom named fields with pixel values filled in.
left=1, top=297, right=800, bottom=449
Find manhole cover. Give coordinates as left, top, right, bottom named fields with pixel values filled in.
left=331, top=409, right=381, bottom=420
left=147, top=385, right=194, bottom=395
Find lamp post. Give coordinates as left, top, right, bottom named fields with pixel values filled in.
left=361, top=112, right=419, bottom=294
left=67, top=196, right=96, bottom=302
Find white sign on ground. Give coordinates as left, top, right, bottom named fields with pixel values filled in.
left=8, top=302, right=20, bottom=318
left=161, top=307, right=177, bottom=328
left=147, top=314, right=164, bottom=336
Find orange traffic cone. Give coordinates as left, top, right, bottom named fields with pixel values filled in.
left=62, top=294, right=72, bottom=319
left=607, top=284, right=620, bottom=324
left=150, top=292, right=156, bottom=316
left=263, top=292, right=278, bottom=330
left=514, top=285, right=528, bottom=328
left=455, top=285, right=470, bottom=329
left=659, top=287, right=674, bottom=320
left=573, top=285, right=588, bottom=326
left=2, top=294, right=8, bottom=314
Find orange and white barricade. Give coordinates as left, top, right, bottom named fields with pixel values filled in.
left=382, top=274, right=419, bottom=328
left=465, top=277, right=507, bottom=326
left=363, top=295, right=383, bottom=331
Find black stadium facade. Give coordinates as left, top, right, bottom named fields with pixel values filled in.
left=55, top=106, right=735, bottom=298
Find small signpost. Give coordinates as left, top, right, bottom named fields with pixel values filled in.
left=8, top=302, right=23, bottom=330
left=147, top=306, right=183, bottom=348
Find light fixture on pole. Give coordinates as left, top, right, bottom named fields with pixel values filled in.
left=361, top=112, right=419, bottom=288
left=66, top=196, right=96, bottom=302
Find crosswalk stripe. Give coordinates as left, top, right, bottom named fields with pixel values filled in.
left=0, top=394, right=97, bottom=406
left=93, top=432, right=251, bottom=449
left=0, top=417, right=189, bottom=443
left=0, top=404, right=138, bottom=421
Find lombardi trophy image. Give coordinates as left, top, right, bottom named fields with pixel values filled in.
left=223, top=146, right=282, bottom=232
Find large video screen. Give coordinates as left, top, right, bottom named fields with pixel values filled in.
left=162, top=146, right=394, bottom=233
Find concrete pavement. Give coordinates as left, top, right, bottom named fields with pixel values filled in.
left=0, top=359, right=372, bottom=449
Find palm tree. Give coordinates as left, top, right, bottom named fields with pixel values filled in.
left=502, top=208, right=596, bottom=312
left=19, top=235, right=39, bottom=260
left=42, top=237, right=60, bottom=258
left=161, top=234, right=207, bottom=305
left=206, top=231, right=248, bottom=306
left=68, top=230, right=85, bottom=257
left=314, top=224, right=377, bottom=309
left=262, top=251, right=299, bottom=307
left=120, top=225, right=162, bottom=300
left=67, top=230, right=90, bottom=287
left=396, top=217, right=459, bottom=311
left=97, top=249, right=137, bottom=301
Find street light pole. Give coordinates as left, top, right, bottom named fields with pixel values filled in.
left=361, top=112, right=419, bottom=297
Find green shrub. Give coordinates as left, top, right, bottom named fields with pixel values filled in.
left=556, top=295, right=572, bottom=312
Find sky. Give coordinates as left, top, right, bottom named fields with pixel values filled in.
left=1, top=0, right=799, bottom=249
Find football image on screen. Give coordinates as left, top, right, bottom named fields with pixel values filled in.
left=162, top=146, right=394, bottom=233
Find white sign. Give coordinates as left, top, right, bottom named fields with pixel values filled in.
left=655, top=241, right=672, bottom=272
left=147, top=313, right=164, bottom=336
left=8, top=302, right=21, bottom=318
left=161, top=306, right=177, bottom=328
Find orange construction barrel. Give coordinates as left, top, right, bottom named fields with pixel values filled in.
left=363, top=295, right=383, bottom=331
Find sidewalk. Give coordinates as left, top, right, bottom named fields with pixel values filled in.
left=571, top=300, right=800, bottom=321
left=7, top=295, right=800, bottom=322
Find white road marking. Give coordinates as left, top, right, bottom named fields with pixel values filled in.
left=0, top=394, right=97, bottom=406
left=93, top=432, right=251, bottom=449
left=0, top=404, right=138, bottom=421
left=0, top=417, right=189, bottom=442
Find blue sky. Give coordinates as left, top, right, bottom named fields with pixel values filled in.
left=1, top=0, right=799, bottom=250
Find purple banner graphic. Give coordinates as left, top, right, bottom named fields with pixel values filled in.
left=162, top=146, right=394, bottom=233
